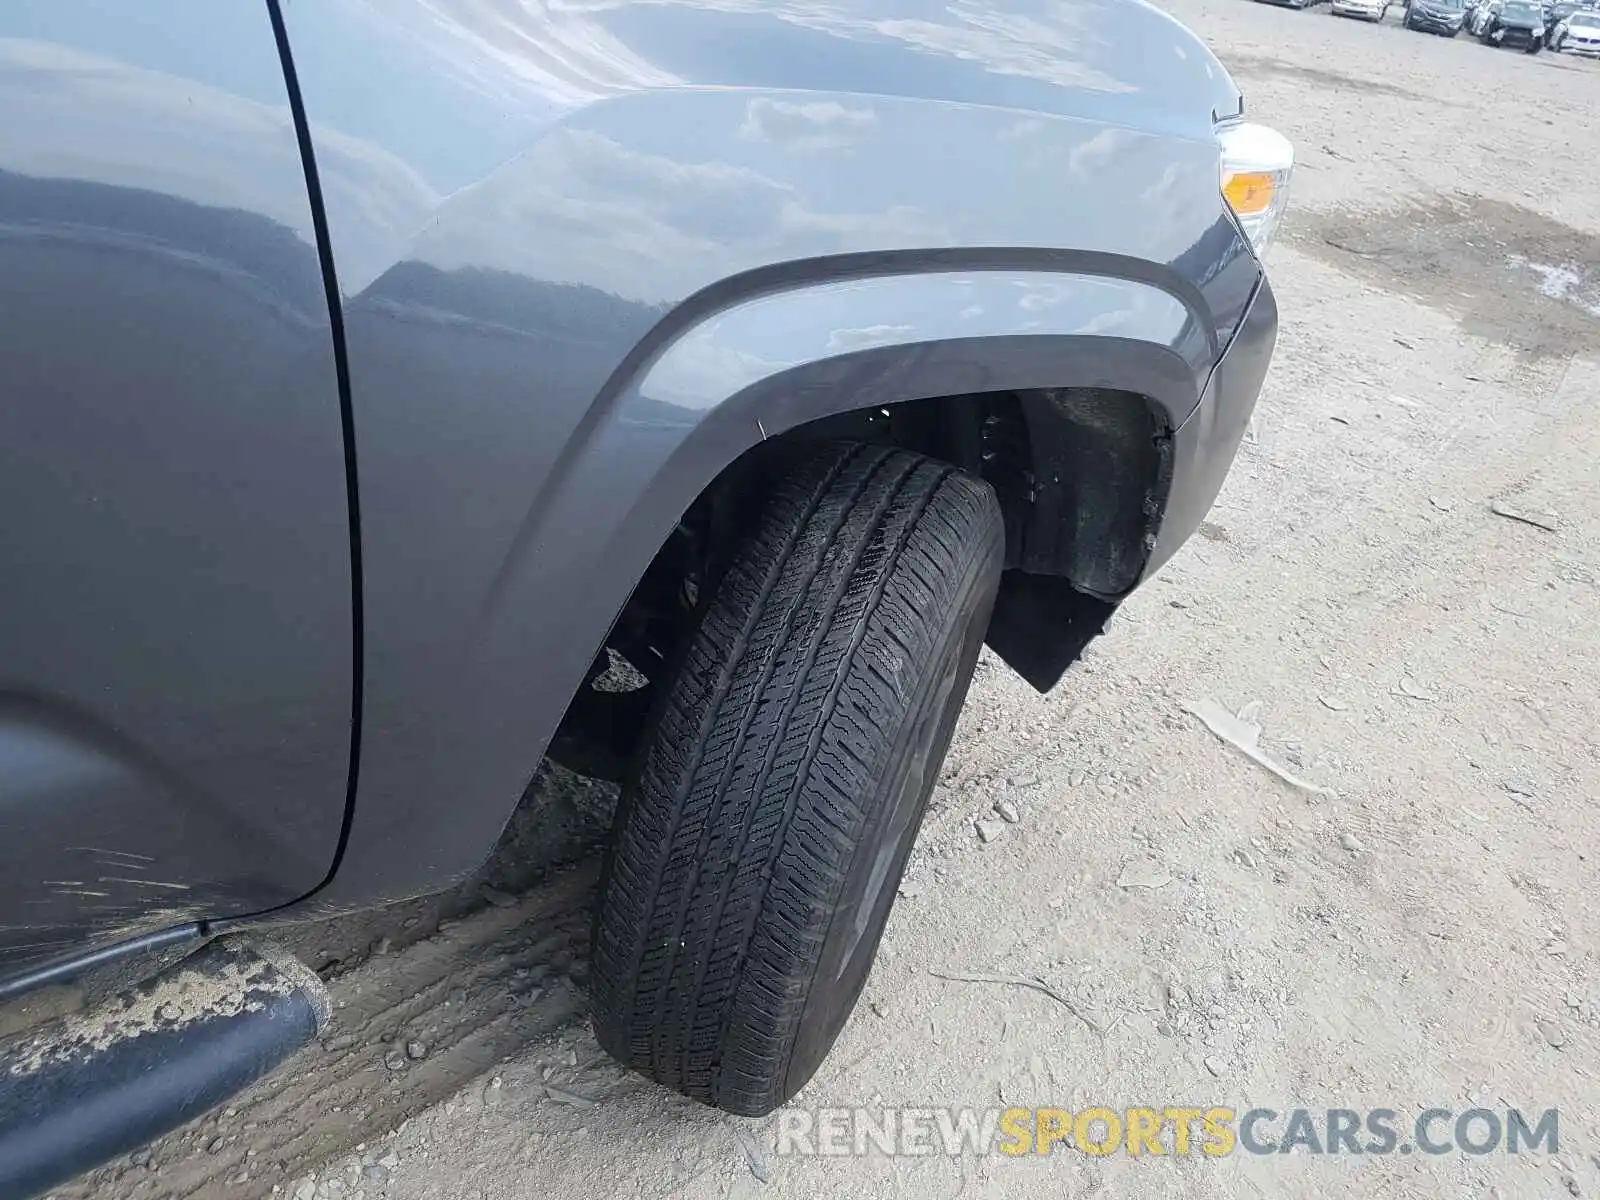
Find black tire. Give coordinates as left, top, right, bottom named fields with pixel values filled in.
left=591, top=442, right=1004, bottom=1116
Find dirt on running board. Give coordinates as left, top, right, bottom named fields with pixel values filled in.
left=55, top=862, right=598, bottom=1200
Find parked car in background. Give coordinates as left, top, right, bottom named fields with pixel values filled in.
left=1333, top=0, right=1391, bottom=19
left=1405, top=0, right=1469, bottom=34
left=0, top=1, right=1291, bottom=1196
left=1542, top=0, right=1583, bottom=39
left=1478, top=0, right=1549, bottom=47
left=1553, top=5, right=1600, bottom=48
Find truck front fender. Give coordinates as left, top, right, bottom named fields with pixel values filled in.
left=271, top=0, right=1264, bottom=912
left=309, top=260, right=1215, bottom=912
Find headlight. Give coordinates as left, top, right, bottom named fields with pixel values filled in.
left=1218, top=121, right=1295, bottom=260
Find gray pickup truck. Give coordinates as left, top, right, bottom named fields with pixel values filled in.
left=0, top=0, right=1290, bottom=1192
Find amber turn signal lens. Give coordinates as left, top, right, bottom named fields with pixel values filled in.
left=1223, top=170, right=1278, bottom=217
left=1217, top=121, right=1294, bottom=258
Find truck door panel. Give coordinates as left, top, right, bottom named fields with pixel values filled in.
left=0, top=1, right=352, bottom=976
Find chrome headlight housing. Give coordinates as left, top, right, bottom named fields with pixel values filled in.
left=1218, top=121, right=1296, bottom=260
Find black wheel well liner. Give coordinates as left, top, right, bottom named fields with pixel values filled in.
left=600, top=385, right=1169, bottom=704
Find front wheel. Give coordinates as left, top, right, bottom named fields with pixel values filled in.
left=591, top=442, right=1005, bottom=1116
left=1526, top=38, right=1542, bottom=51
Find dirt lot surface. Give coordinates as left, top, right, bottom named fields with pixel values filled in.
left=68, top=5, right=1599, bottom=1199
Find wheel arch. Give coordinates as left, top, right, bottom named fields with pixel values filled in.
left=517, top=262, right=1211, bottom=740
left=497, top=256, right=1213, bottom=625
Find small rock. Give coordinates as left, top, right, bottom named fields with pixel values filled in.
left=993, top=798, right=1021, bottom=824
left=322, top=1034, right=357, bottom=1053
left=129, top=1149, right=152, bottom=1168
left=362, top=1166, right=390, bottom=1184
left=896, top=880, right=924, bottom=900
left=1204, top=1055, right=1226, bottom=1078
left=869, top=999, right=890, bottom=1019
left=383, top=1050, right=408, bottom=1072
left=1096, top=773, right=1115, bottom=789
left=1338, top=832, right=1364, bottom=853
left=376, top=1152, right=400, bottom=1170
left=734, top=1125, right=776, bottom=1184
left=406, top=1040, right=428, bottom=1061
left=480, top=885, right=518, bottom=908
left=1070, top=770, right=1088, bottom=787
left=975, top=818, right=1005, bottom=844
left=1117, top=862, right=1173, bottom=890
left=158, top=1002, right=182, bottom=1022
left=371, top=936, right=392, bottom=957
left=1234, top=848, right=1258, bottom=869
left=1536, top=1018, right=1567, bottom=1049
left=294, top=1180, right=317, bottom=1200
left=1503, top=775, right=1538, bottom=799
left=544, top=1085, right=598, bottom=1106
left=206, top=1136, right=226, bottom=1154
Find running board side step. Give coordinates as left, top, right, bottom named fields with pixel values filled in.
left=0, top=937, right=330, bottom=1200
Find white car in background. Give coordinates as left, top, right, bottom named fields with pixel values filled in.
left=1554, top=7, right=1600, bottom=49
left=1333, top=0, right=1391, bottom=18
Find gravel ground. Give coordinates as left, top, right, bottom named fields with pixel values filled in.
left=71, top=6, right=1600, bottom=1199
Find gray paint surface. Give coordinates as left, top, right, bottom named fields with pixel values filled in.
left=0, top=2, right=351, bottom=971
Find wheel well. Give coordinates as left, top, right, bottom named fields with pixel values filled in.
left=546, top=387, right=1168, bottom=780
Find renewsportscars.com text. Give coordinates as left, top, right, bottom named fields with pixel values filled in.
left=775, top=1106, right=1559, bottom=1158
